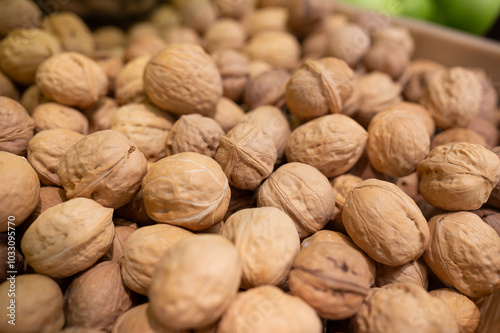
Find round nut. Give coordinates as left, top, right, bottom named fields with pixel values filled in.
left=287, top=0, right=333, bottom=37
left=376, top=260, right=428, bottom=289
left=0, top=0, right=42, bottom=36
left=247, top=7, right=288, bottom=37
left=213, top=97, right=245, bottom=132
left=327, top=24, right=370, bottom=68
left=124, top=35, right=165, bottom=62
left=243, top=69, right=290, bottom=109
left=0, top=96, right=35, bottom=155
left=204, top=19, right=246, bottom=53
left=84, top=97, right=119, bottom=133
left=329, top=174, right=363, bottom=233
left=32, top=103, right=89, bottom=134
left=386, top=101, right=435, bottom=137
left=431, top=127, right=488, bottom=150
left=112, top=303, right=186, bottom=333
left=401, top=59, right=446, bottom=103
left=115, top=55, right=150, bottom=106
left=211, top=49, right=249, bottom=102
left=0, top=70, right=19, bottom=100
left=245, top=31, right=300, bottom=70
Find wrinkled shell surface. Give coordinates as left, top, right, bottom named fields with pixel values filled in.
left=387, top=101, right=435, bottom=137
left=85, top=97, right=119, bottom=133
left=32, top=103, right=89, bottom=134
left=244, top=69, right=290, bottom=109
left=376, top=260, right=428, bottom=289
left=401, top=59, right=446, bottom=103
left=115, top=55, right=150, bottom=106
left=431, top=128, right=487, bottom=150
left=327, top=24, right=370, bottom=68
left=0, top=96, right=35, bottom=155
left=287, top=0, right=332, bottom=37
left=213, top=97, right=245, bottom=132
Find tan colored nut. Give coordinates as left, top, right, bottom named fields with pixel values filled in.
left=247, top=7, right=288, bottom=37
left=93, top=26, right=127, bottom=50
left=149, top=235, right=242, bottom=330
left=352, top=283, right=459, bottom=333
left=400, top=58, right=446, bottom=103
left=215, top=122, right=277, bottom=190
left=302, top=14, right=349, bottom=60
left=0, top=29, right=61, bottom=85
left=0, top=70, right=19, bottom=100
left=124, top=35, right=166, bottom=62
left=166, top=114, right=225, bottom=158
left=475, top=69, right=498, bottom=121
left=421, top=67, right=483, bottom=129
left=417, top=142, right=500, bottom=211
left=143, top=152, right=230, bottom=230
left=177, top=0, right=217, bottom=34
left=257, top=162, right=335, bottom=238
left=328, top=174, right=363, bottom=233
left=431, top=128, right=488, bottom=150
left=93, top=50, right=124, bottom=93
left=0, top=152, right=40, bottom=231
left=387, top=101, right=435, bottom=136
left=102, top=225, right=136, bottom=263
left=327, top=24, right=370, bottom=68
left=32, top=103, right=89, bottom=134
left=245, top=31, right=300, bottom=70
left=115, top=55, right=150, bottom=106
left=287, top=0, right=333, bottom=37
left=475, top=290, right=500, bottom=333
left=128, top=22, right=160, bottom=41
left=42, top=12, right=95, bottom=56
left=213, top=0, right=253, bottom=19
left=0, top=0, right=42, bottom=36
left=465, top=116, right=499, bottom=147
left=65, top=261, right=132, bottom=332
left=372, top=26, right=415, bottom=55
left=289, top=242, right=371, bottom=320
left=211, top=49, right=249, bottom=102
left=112, top=303, right=187, bottom=333
left=471, top=208, right=500, bottom=237
left=368, top=110, right=430, bottom=177
left=243, top=69, right=290, bottom=109
left=213, top=97, right=245, bottom=132
left=0, top=96, right=35, bottom=155
left=429, top=288, right=481, bottom=333
left=122, top=224, right=195, bottom=295
left=286, top=114, right=368, bottom=178
left=364, top=43, right=410, bottom=80
left=111, top=103, right=174, bottom=162
left=221, top=207, right=300, bottom=289
left=247, top=59, right=272, bottom=79
left=376, top=260, right=428, bottom=288
left=424, top=212, right=500, bottom=298
left=144, top=44, right=222, bottom=116
left=150, top=4, right=180, bottom=30
left=218, top=285, right=322, bottom=333
left=84, top=97, right=119, bottom=133
left=27, top=129, right=84, bottom=186
left=285, top=58, right=355, bottom=121
left=161, top=26, right=202, bottom=45
left=204, top=19, right=246, bottom=53
left=36, top=52, right=108, bottom=109
left=0, top=274, right=64, bottom=333
left=20, top=84, right=47, bottom=114
left=343, top=179, right=430, bottom=266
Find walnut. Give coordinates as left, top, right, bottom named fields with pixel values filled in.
left=115, top=189, right=155, bottom=226
left=285, top=58, right=355, bottom=121
left=302, top=14, right=349, bottom=60
left=0, top=96, right=35, bottom=155
left=376, top=260, right=428, bottom=288
left=352, top=283, right=459, bottom=333
left=245, top=31, right=300, bottom=70
left=430, top=128, right=488, bottom=150
left=465, top=116, right=499, bottom=147
left=471, top=208, right=500, bottom=237
left=326, top=24, right=371, bottom=68
left=20, top=198, right=115, bottom=278
left=0, top=70, right=19, bottom=100
left=58, top=130, right=148, bottom=209
left=32, top=103, right=89, bottom=134
left=93, top=26, right=127, bottom=50
left=65, top=261, right=132, bottom=332
left=101, top=225, right=136, bottom=263
left=115, top=55, right=150, bottom=106
left=247, top=59, right=272, bottom=79
left=400, top=58, right=446, bottom=103
left=149, top=235, right=242, bottom=330
left=215, top=122, right=277, bottom=190
left=396, top=172, right=421, bottom=202
left=42, top=12, right=95, bottom=56
left=286, top=114, right=368, bottom=178
left=212, top=0, right=253, bottom=20
left=243, top=69, right=290, bottom=109
left=213, top=97, right=245, bottom=132
left=112, top=303, right=186, bottom=333
left=429, top=288, right=481, bottom=333
left=343, top=179, right=430, bottom=266
left=218, top=285, right=322, bottom=333
left=257, top=162, right=336, bottom=238
left=204, top=19, right=246, bottom=53
left=124, top=35, right=166, bottom=62
left=387, top=101, right=435, bottom=136
left=0, top=0, right=42, bottom=36
left=328, top=174, right=363, bottom=233
left=121, top=224, right=195, bottom=295
left=142, top=152, right=230, bottom=230
left=211, top=49, right=249, bottom=102
left=364, top=43, right=410, bottom=80
left=93, top=50, right=124, bottom=93
left=84, top=97, right=119, bottom=133
left=176, top=0, right=217, bottom=34
left=0, top=274, right=64, bottom=333
left=424, top=212, right=500, bottom=298
left=372, top=26, right=415, bottom=55
left=247, top=7, right=288, bottom=37
left=36, top=52, right=108, bottom=109
left=161, top=26, right=202, bottom=45
left=166, top=114, right=224, bottom=158
left=144, top=44, right=222, bottom=117
left=21, top=84, right=48, bottom=114
left=287, top=0, right=333, bottom=37
left=475, top=290, right=500, bottom=333
left=0, top=29, right=61, bottom=85
left=221, top=207, right=300, bottom=288
left=417, top=142, right=500, bottom=211
left=149, top=4, right=180, bottom=31
left=128, top=21, right=160, bottom=41
left=0, top=152, right=40, bottom=231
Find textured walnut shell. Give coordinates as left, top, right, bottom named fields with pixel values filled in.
left=287, top=0, right=332, bottom=37
left=376, top=260, right=428, bottom=288
left=0, top=152, right=40, bottom=231
left=387, top=101, right=435, bottom=136
left=166, top=114, right=224, bottom=159
left=65, top=261, right=132, bottom=332
left=429, top=288, right=480, bottom=333
left=213, top=97, right=245, bottom=133
left=0, top=274, right=64, bottom=333
left=424, top=212, right=500, bottom=298
left=112, top=303, right=187, bottom=333
left=0, top=96, right=35, bottom=155
left=431, top=128, right=488, bottom=150
left=204, top=19, right=246, bottom=53
left=372, top=26, right=415, bottom=55
left=364, top=43, right=410, bottom=80
left=115, top=55, right=150, bottom=106
left=343, top=179, right=430, bottom=266
left=327, top=24, right=370, bottom=68
left=471, top=208, right=500, bottom=237
left=352, top=283, right=459, bottom=333
left=286, top=58, right=354, bottom=121
left=111, top=103, right=174, bottom=162
left=142, top=152, right=230, bottom=230
left=368, top=110, right=430, bottom=177
left=465, top=116, right=499, bottom=147
left=32, top=103, right=89, bottom=134
left=144, top=44, right=222, bottom=117
left=27, top=129, right=84, bottom=186
left=149, top=235, right=242, bottom=330
left=177, top=0, right=217, bottom=34
left=211, top=49, right=249, bottom=102
left=43, top=12, right=95, bottom=56
left=221, top=207, right=300, bottom=289
left=257, top=162, right=335, bottom=238
left=400, top=59, right=446, bottom=103
left=245, top=31, right=300, bottom=70
left=417, top=142, right=500, bottom=211
left=0, top=70, right=19, bottom=100
left=285, top=114, right=368, bottom=178
left=475, top=69, right=498, bottom=121
left=328, top=174, right=363, bottom=233
left=122, top=224, right=195, bottom=295
left=0, top=28, right=61, bottom=85
left=20, top=198, right=115, bottom=278
left=289, top=242, right=371, bottom=320
left=247, top=7, right=288, bottom=37
left=36, top=52, right=108, bottom=109
left=243, top=69, right=290, bottom=109
left=215, top=122, right=277, bottom=190
left=58, top=130, right=148, bottom=209
left=124, top=35, right=166, bottom=62
left=84, top=97, right=119, bottom=133
left=218, top=285, right=322, bottom=333
left=0, top=0, right=42, bottom=36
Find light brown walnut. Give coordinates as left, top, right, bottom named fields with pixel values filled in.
left=213, top=97, right=245, bottom=132
left=245, top=31, right=300, bottom=70
left=0, top=96, right=35, bottom=155
left=115, top=55, right=150, bottom=106
left=32, top=103, right=89, bottom=134
left=376, top=260, right=428, bottom=288
left=0, top=0, right=42, bottom=36
left=211, top=49, right=249, bottom=102
left=429, top=288, right=480, bottom=333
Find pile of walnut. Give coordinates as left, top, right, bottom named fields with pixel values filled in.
left=1, top=0, right=500, bottom=332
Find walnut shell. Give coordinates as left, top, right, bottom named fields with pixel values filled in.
left=465, top=116, right=499, bottom=147
left=257, top=162, right=335, bottom=238
left=161, top=26, right=202, bottom=45
left=430, top=128, right=488, bottom=150
left=372, top=26, right=415, bottom=55
left=0, top=274, right=64, bottom=333
left=0, top=70, right=19, bottom=100
left=93, top=26, right=127, bottom=50
left=0, top=96, right=35, bottom=155
left=328, top=174, right=363, bottom=233
left=144, top=44, right=222, bottom=117
left=285, top=114, right=368, bottom=178
left=400, top=58, right=446, bottom=103
left=32, top=103, right=89, bottom=134
left=327, top=24, right=370, bottom=68
left=247, top=7, right=288, bottom=37
left=343, top=179, right=430, bottom=266
left=213, top=97, right=245, bottom=132
left=417, top=142, right=500, bottom=211
left=0, top=0, right=42, bottom=36
left=124, top=35, right=166, bottom=62
left=217, top=285, right=322, bottom=333
left=93, top=50, right=124, bottom=93
left=475, top=290, right=500, bottom=333
left=211, top=49, right=249, bottom=102
left=429, top=288, right=480, bottom=333
left=213, top=0, right=253, bottom=19
left=287, top=0, right=333, bottom=37
left=177, top=0, right=217, bottom=34
left=115, top=55, right=150, bottom=106
left=470, top=208, right=500, bottom=237
left=245, top=31, right=300, bottom=70
left=364, top=43, right=410, bottom=80
left=65, top=261, right=132, bottom=332
left=387, top=101, right=435, bottom=136
left=149, top=235, right=242, bottom=330
left=376, top=260, right=428, bottom=289
left=101, top=224, right=136, bottom=263
left=112, top=303, right=187, bottom=333
left=142, top=152, right=230, bottom=230
left=115, top=189, right=154, bottom=225
left=84, top=97, right=119, bottom=133
left=121, top=224, right=195, bottom=295
left=20, top=84, right=47, bottom=114
left=36, top=52, right=108, bottom=109
left=204, top=19, right=246, bottom=53
left=424, top=212, right=500, bottom=298
left=243, top=69, right=290, bottom=109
